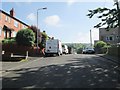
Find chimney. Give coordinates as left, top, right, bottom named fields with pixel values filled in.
left=10, top=8, right=15, bottom=17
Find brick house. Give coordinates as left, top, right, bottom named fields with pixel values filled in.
left=99, top=27, right=120, bottom=45
left=0, top=8, right=29, bottom=41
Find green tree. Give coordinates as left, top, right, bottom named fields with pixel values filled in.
left=29, top=25, right=41, bottom=43
left=39, top=31, right=49, bottom=48
left=94, top=41, right=107, bottom=48
left=16, top=28, right=35, bottom=46
left=87, top=2, right=119, bottom=29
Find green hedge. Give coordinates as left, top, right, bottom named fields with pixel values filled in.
left=2, top=37, right=16, bottom=44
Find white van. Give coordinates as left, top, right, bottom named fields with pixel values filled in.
left=45, top=39, right=63, bottom=56
left=62, top=45, right=68, bottom=54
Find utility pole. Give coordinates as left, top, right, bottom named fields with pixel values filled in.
left=36, top=7, right=47, bottom=54
left=90, top=29, right=92, bottom=48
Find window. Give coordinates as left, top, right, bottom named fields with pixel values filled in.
left=0, top=11, right=1, bottom=20
left=109, top=36, right=113, bottom=41
left=4, top=31, right=6, bottom=38
left=5, top=16, right=8, bottom=21
left=8, top=17, right=10, bottom=23
left=116, top=36, right=119, bottom=39
left=14, top=21, right=18, bottom=27
left=22, top=25, right=26, bottom=29
left=0, top=27, right=2, bottom=36
left=13, top=31, right=17, bottom=37
left=106, top=36, right=114, bottom=41
left=106, top=36, right=109, bottom=41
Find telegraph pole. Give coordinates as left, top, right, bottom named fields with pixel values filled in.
left=90, top=29, right=92, bottom=48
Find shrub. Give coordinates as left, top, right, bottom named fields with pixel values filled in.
left=40, top=31, right=49, bottom=48
left=2, top=37, right=16, bottom=44
left=94, top=41, right=107, bottom=48
left=16, top=28, right=35, bottom=46
left=29, top=25, right=41, bottom=43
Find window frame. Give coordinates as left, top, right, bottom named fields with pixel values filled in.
left=14, top=20, right=19, bottom=28
left=0, top=11, right=1, bottom=20
left=0, top=27, right=2, bottom=36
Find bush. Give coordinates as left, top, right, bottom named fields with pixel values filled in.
left=2, top=37, right=16, bottom=44
left=94, top=41, right=107, bottom=48
left=16, top=28, right=35, bottom=46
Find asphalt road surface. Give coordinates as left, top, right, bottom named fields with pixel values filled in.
left=2, top=54, right=120, bottom=89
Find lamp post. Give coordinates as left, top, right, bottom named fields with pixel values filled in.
left=90, top=29, right=92, bottom=48
left=37, top=7, right=47, bottom=54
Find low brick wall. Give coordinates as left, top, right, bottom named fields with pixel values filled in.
left=95, top=48, right=107, bottom=54
left=2, top=43, right=43, bottom=57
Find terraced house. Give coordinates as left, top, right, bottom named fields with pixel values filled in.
left=0, top=8, right=29, bottom=41
left=99, top=27, right=120, bottom=45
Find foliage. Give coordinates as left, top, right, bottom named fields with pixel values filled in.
left=41, top=31, right=49, bottom=40
left=2, top=37, right=16, bottom=44
left=15, top=29, right=35, bottom=46
left=94, top=41, right=107, bottom=48
left=29, top=25, right=41, bottom=43
left=87, top=2, right=119, bottom=29
left=64, top=43, right=86, bottom=53
left=40, top=31, right=49, bottom=48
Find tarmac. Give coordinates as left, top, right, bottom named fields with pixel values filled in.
left=0, top=54, right=120, bottom=75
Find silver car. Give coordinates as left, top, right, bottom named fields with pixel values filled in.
left=82, top=49, right=95, bottom=54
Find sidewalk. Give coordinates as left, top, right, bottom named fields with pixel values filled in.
left=96, top=54, right=120, bottom=65
left=0, top=56, right=42, bottom=74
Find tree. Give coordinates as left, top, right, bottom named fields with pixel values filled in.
left=94, top=41, right=107, bottom=48
left=39, top=31, right=49, bottom=48
left=29, top=25, right=41, bottom=43
left=16, top=28, right=35, bottom=46
left=87, top=2, right=119, bottom=29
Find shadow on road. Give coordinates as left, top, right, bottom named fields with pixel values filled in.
left=2, top=55, right=120, bottom=89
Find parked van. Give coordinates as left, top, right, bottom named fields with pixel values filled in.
left=62, top=45, right=68, bottom=54
left=45, top=39, right=63, bottom=56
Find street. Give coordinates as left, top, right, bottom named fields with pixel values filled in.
left=2, top=54, right=120, bottom=88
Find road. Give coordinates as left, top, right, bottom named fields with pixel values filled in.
left=1, top=54, right=120, bottom=89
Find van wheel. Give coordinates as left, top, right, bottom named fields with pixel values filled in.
left=45, top=53, right=48, bottom=57
left=57, top=52, right=60, bottom=56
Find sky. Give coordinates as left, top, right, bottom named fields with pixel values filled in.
left=1, top=0, right=114, bottom=44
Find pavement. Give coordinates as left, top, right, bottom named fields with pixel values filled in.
left=0, top=56, right=43, bottom=75
left=96, top=54, right=120, bottom=65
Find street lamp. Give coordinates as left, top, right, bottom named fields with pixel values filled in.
left=37, top=7, right=47, bottom=54
left=90, top=29, right=92, bottom=48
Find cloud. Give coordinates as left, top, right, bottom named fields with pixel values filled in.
left=2, top=0, right=114, bottom=2
left=67, top=0, right=76, bottom=6
left=75, top=29, right=99, bottom=44
left=44, top=15, right=61, bottom=27
left=27, top=13, right=36, bottom=21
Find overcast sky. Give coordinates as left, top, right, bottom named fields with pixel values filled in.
left=1, top=0, right=114, bottom=44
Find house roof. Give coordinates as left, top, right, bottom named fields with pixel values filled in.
left=0, top=9, right=29, bottom=27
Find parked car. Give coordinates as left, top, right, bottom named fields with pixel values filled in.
left=45, top=39, right=63, bottom=56
left=62, top=45, right=68, bottom=54
left=82, top=48, right=95, bottom=54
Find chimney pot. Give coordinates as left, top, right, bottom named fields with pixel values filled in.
left=10, top=8, right=15, bottom=17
